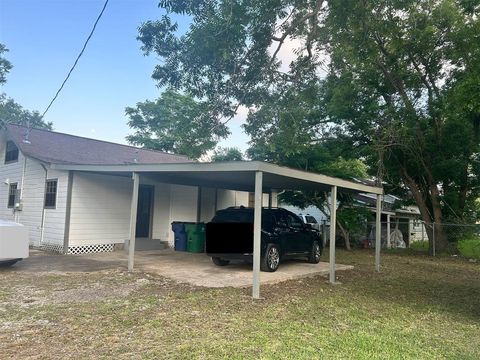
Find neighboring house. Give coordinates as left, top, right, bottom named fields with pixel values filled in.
left=0, top=125, right=273, bottom=254
left=280, top=193, right=426, bottom=247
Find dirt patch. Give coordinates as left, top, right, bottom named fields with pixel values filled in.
left=0, top=269, right=174, bottom=309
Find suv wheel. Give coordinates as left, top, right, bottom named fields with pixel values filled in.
left=308, top=241, right=321, bottom=264
left=212, top=257, right=230, bottom=266
left=261, top=244, right=280, bottom=272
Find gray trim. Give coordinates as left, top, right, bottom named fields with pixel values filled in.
left=63, top=171, right=74, bottom=254
left=50, top=161, right=383, bottom=195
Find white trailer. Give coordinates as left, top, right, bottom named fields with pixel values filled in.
left=0, top=219, right=29, bottom=266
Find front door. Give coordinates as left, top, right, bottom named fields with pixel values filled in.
left=136, top=185, right=154, bottom=238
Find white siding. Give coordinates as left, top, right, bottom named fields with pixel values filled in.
left=168, top=184, right=198, bottom=246
left=20, top=157, right=48, bottom=246
left=0, top=132, right=69, bottom=247
left=200, top=187, right=216, bottom=222
left=68, top=172, right=131, bottom=246
left=42, top=169, right=69, bottom=247
left=0, top=133, right=23, bottom=224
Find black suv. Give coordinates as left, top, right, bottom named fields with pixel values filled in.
left=205, top=207, right=322, bottom=272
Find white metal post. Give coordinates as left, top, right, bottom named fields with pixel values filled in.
left=128, top=172, right=140, bottom=271
left=252, top=171, right=263, bottom=299
left=375, top=194, right=382, bottom=272
left=329, top=186, right=337, bottom=284
left=386, top=214, right=391, bottom=249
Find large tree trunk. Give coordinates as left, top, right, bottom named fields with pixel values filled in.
left=337, top=222, right=351, bottom=250
left=429, top=183, right=449, bottom=253
left=400, top=167, right=448, bottom=254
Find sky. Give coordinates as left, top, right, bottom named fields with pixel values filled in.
left=0, top=0, right=250, bottom=151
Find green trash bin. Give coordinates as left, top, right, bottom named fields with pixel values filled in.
left=184, top=223, right=206, bottom=253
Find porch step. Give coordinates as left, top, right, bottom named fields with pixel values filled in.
left=158, top=240, right=169, bottom=250
left=135, top=238, right=170, bottom=251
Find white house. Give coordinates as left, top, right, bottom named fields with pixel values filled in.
left=0, top=124, right=273, bottom=254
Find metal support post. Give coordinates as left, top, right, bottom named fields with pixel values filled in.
left=128, top=172, right=140, bottom=271
left=329, top=186, right=337, bottom=284
left=252, top=171, right=263, bottom=299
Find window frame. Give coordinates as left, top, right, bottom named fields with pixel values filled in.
left=44, top=178, right=58, bottom=209
left=7, top=182, right=18, bottom=208
left=4, top=140, right=19, bottom=164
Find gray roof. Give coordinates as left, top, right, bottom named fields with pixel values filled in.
left=5, top=124, right=192, bottom=165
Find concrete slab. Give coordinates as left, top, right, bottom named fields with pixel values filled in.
left=6, top=249, right=353, bottom=288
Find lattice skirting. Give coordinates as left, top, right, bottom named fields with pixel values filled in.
left=67, top=244, right=115, bottom=255
left=39, top=243, right=64, bottom=254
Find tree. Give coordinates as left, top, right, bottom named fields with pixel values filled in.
left=139, top=1, right=480, bottom=253
left=211, top=147, right=244, bottom=162
left=322, top=1, right=480, bottom=252
left=126, top=90, right=229, bottom=159
left=0, top=43, right=52, bottom=130
left=0, top=94, right=52, bottom=130
left=0, top=43, right=12, bottom=86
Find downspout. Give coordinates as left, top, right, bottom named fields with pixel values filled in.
left=39, top=163, right=48, bottom=245
left=15, top=155, right=27, bottom=223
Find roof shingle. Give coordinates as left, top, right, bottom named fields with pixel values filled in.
left=5, top=124, right=192, bottom=165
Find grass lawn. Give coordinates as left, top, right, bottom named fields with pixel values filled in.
left=0, top=250, right=479, bottom=359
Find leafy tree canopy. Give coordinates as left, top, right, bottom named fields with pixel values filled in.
left=139, top=1, right=480, bottom=251
left=0, top=44, right=12, bottom=86
left=0, top=94, right=53, bottom=130
left=126, top=89, right=229, bottom=159
left=211, top=146, right=244, bottom=162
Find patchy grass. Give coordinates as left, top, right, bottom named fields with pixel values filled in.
left=0, top=250, right=479, bottom=359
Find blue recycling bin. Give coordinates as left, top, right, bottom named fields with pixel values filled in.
left=171, top=222, right=188, bottom=251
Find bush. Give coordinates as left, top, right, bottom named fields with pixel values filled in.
left=409, top=241, right=429, bottom=252
left=457, top=238, right=480, bottom=260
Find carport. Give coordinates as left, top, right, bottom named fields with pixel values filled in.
left=51, top=161, right=383, bottom=299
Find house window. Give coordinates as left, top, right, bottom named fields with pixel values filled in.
left=7, top=183, right=17, bottom=208
left=4, top=141, right=19, bottom=163
left=44, top=179, right=58, bottom=208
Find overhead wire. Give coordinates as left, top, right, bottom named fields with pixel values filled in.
left=40, top=0, right=110, bottom=119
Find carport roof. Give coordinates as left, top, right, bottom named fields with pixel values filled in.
left=50, top=161, right=383, bottom=194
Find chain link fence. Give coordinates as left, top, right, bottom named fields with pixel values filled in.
left=321, top=219, right=480, bottom=256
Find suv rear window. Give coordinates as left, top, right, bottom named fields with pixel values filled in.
left=212, top=209, right=276, bottom=230
left=213, top=210, right=253, bottom=223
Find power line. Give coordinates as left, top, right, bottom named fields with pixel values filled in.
left=41, top=0, right=109, bottom=119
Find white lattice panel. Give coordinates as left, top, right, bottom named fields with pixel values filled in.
left=39, top=243, right=64, bottom=253
left=67, top=244, right=114, bottom=255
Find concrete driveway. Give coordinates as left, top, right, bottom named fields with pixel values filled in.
left=7, top=249, right=353, bottom=288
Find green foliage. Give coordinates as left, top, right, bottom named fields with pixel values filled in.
left=126, top=90, right=229, bottom=159
left=139, top=1, right=480, bottom=251
left=457, top=238, right=480, bottom=260
left=0, top=94, right=52, bottom=130
left=0, top=43, right=12, bottom=86
left=211, top=147, right=243, bottom=162
left=410, top=241, right=429, bottom=252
